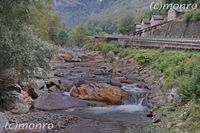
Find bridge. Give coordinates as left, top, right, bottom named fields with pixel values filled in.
left=91, top=35, right=200, bottom=50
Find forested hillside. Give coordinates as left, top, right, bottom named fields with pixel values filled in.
left=54, top=0, right=158, bottom=27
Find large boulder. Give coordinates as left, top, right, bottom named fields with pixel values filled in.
left=11, top=90, right=33, bottom=114
left=0, top=112, right=8, bottom=133
left=34, top=92, right=88, bottom=111
left=71, top=83, right=127, bottom=104
left=54, top=50, right=73, bottom=62
left=81, top=52, right=104, bottom=63
left=27, top=80, right=47, bottom=99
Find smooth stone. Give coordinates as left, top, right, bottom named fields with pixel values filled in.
left=34, top=93, right=88, bottom=111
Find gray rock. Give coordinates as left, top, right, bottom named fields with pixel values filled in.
left=28, top=80, right=47, bottom=99
left=136, top=82, right=149, bottom=90
left=110, top=79, right=121, bottom=87
left=8, top=129, right=47, bottom=133
left=10, top=91, right=33, bottom=114
left=60, top=80, right=74, bottom=92
left=11, top=101, right=31, bottom=114
left=114, top=77, right=127, bottom=83
left=34, top=93, right=88, bottom=111
left=167, top=88, right=177, bottom=102
left=0, top=112, right=8, bottom=132
left=31, top=79, right=46, bottom=90
left=94, top=69, right=108, bottom=75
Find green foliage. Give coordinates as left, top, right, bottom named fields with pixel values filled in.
left=0, top=25, right=57, bottom=80
left=177, top=76, right=193, bottom=101
left=0, top=0, right=32, bottom=23
left=192, top=61, right=200, bottom=98
left=117, top=15, right=135, bottom=34
left=106, top=51, right=115, bottom=63
left=87, top=19, right=117, bottom=34
left=0, top=95, right=12, bottom=110
left=68, top=24, right=89, bottom=46
left=58, top=30, right=69, bottom=47
left=184, top=9, right=200, bottom=22
left=121, top=49, right=157, bottom=65
left=134, top=52, right=155, bottom=65
left=0, top=0, right=57, bottom=80
left=94, top=42, right=121, bottom=54
left=28, top=1, right=61, bottom=43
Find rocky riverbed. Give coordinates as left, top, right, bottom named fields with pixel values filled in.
left=0, top=47, right=163, bottom=133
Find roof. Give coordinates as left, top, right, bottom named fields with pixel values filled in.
left=168, top=7, right=189, bottom=13
left=135, top=22, right=141, bottom=25
left=151, top=15, right=164, bottom=20
left=141, top=18, right=150, bottom=24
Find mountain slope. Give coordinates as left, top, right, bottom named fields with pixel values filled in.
left=54, top=0, right=158, bottom=27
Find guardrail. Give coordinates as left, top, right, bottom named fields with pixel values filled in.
left=123, top=38, right=200, bottom=50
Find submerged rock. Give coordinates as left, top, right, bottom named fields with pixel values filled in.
left=71, top=83, right=127, bottom=104
left=34, top=92, right=88, bottom=111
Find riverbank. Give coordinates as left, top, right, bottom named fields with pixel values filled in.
left=0, top=47, right=153, bottom=133
left=88, top=42, right=200, bottom=132
left=1, top=45, right=200, bottom=132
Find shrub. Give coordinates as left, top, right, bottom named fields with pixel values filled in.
left=106, top=51, right=115, bottom=63
left=134, top=52, right=156, bottom=65
left=184, top=9, right=200, bottom=22
left=192, top=61, right=200, bottom=97
left=95, top=42, right=121, bottom=53
left=0, top=95, right=13, bottom=110
left=177, top=76, right=193, bottom=101
left=0, top=25, right=57, bottom=80
left=162, top=77, right=177, bottom=90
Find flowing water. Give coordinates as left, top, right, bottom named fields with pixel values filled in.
left=63, top=84, right=151, bottom=133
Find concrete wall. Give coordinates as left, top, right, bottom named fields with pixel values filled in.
left=148, top=21, right=200, bottom=38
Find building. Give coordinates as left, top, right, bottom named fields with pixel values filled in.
left=150, top=15, right=164, bottom=26
left=135, top=22, right=142, bottom=32
left=168, top=8, right=189, bottom=21
left=141, top=18, right=150, bottom=29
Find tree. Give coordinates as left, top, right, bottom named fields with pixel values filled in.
left=101, top=20, right=117, bottom=34
left=68, top=24, right=89, bottom=46
left=58, top=30, right=69, bottom=47
left=87, top=19, right=117, bottom=34
left=0, top=0, right=57, bottom=80
left=28, top=1, right=61, bottom=44
left=117, top=15, right=135, bottom=34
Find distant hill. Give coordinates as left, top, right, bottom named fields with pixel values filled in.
left=54, top=0, right=158, bottom=27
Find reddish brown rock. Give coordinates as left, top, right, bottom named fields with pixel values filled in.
left=45, top=78, right=60, bottom=87
left=81, top=52, right=104, bottom=63
left=54, top=50, right=73, bottom=62
left=71, top=83, right=127, bottom=104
